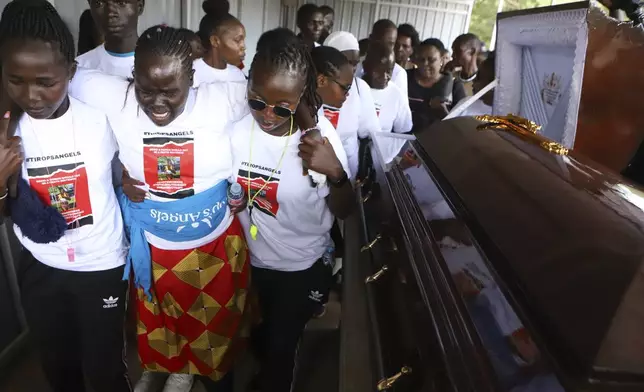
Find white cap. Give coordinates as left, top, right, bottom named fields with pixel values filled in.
left=324, top=31, right=360, bottom=52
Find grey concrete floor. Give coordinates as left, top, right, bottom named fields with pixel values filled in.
left=0, top=295, right=341, bottom=392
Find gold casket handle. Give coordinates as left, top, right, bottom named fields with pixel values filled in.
left=474, top=114, right=569, bottom=156
left=362, top=190, right=373, bottom=203
left=365, top=265, right=389, bottom=283
left=377, top=366, right=412, bottom=391
left=361, top=233, right=382, bottom=252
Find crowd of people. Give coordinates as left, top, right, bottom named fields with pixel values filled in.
left=0, top=1, right=497, bottom=392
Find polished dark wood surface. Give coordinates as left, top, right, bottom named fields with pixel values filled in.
left=415, top=117, right=644, bottom=388
left=575, top=8, right=644, bottom=172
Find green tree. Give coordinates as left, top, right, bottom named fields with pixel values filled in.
left=469, top=0, right=500, bottom=47
left=468, top=0, right=565, bottom=47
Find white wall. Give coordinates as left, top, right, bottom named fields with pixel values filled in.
left=283, top=0, right=473, bottom=50
left=1, top=0, right=470, bottom=59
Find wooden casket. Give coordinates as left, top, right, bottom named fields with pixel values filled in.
left=340, top=116, right=644, bottom=391
left=495, top=1, right=644, bottom=173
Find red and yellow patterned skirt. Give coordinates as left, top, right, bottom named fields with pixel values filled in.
left=136, top=218, right=250, bottom=381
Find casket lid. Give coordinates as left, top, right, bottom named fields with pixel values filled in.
left=413, top=117, right=644, bottom=387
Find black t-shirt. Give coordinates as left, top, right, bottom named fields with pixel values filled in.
left=407, top=69, right=466, bottom=131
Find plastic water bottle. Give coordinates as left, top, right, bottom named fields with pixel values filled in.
left=227, top=182, right=245, bottom=209
left=322, top=240, right=335, bottom=269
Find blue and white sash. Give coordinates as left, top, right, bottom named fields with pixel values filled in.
left=117, top=180, right=229, bottom=298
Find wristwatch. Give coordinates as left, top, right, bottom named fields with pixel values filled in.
left=328, top=170, right=349, bottom=188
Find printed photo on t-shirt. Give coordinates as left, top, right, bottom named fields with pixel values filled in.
left=237, top=162, right=281, bottom=218
left=157, top=156, right=181, bottom=181
left=323, top=106, right=341, bottom=129
left=143, top=132, right=195, bottom=199
left=49, top=184, right=76, bottom=212
left=27, top=160, right=93, bottom=228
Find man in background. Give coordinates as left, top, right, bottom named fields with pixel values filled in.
left=77, top=0, right=144, bottom=78
left=319, top=5, right=334, bottom=44
left=451, top=33, right=483, bottom=96
left=356, top=19, right=408, bottom=98
left=450, top=51, right=495, bottom=117
left=296, top=3, right=324, bottom=49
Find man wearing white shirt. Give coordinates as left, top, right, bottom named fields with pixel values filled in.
left=355, top=19, right=408, bottom=99
left=77, top=0, right=144, bottom=78
left=76, top=1, right=145, bottom=190
left=362, top=42, right=413, bottom=136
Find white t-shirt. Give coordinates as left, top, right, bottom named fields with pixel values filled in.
left=229, top=114, right=350, bottom=272
left=76, top=44, right=134, bottom=79
left=318, top=77, right=378, bottom=179
left=192, top=58, right=247, bottom=86
left=14, top=98, right=126, bottom=272
left=354, top=77, right=381, bottom=139
left=369, top=82, right=413, bottom=134
left=69, top=68, right=248, bottom=250
left=356, top=61, right=408, bottom=100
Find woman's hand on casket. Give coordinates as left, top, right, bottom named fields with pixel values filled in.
left=122, top=167, right=146, bottom=203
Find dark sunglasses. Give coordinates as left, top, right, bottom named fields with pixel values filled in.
left=331, top=79, right=352, bottom=94
left=248, top=98, right=295, bottom=118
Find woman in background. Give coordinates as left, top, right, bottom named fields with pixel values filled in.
left=395, top=23, right=419, bottom=70
left=312, top=46, right=356, bottom=176
left=317, top=36, right=379, bottom=177
left=194, top=0, right=247, bottom=85
left=408, top=38, right=465, bottom=131
left=78, top=9, right=102, bottom=55
left=323, top=31, right=380, bottom=175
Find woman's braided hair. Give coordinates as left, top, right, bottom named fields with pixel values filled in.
left=125, top=25, right=194, bottom=107
left=135, top=25, right=194, bottom=77
left=251, top=28, right=321, bottom=122
left=0, top=0, right=75, bottom=65
left=311, top=46, right=349, bottom=78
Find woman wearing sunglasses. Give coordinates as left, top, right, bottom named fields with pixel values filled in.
left=227, top=28, right=355, bottom=392
left=312, top=45, right=362, bottom=181
left=69, top=25, right=256, bottom=392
